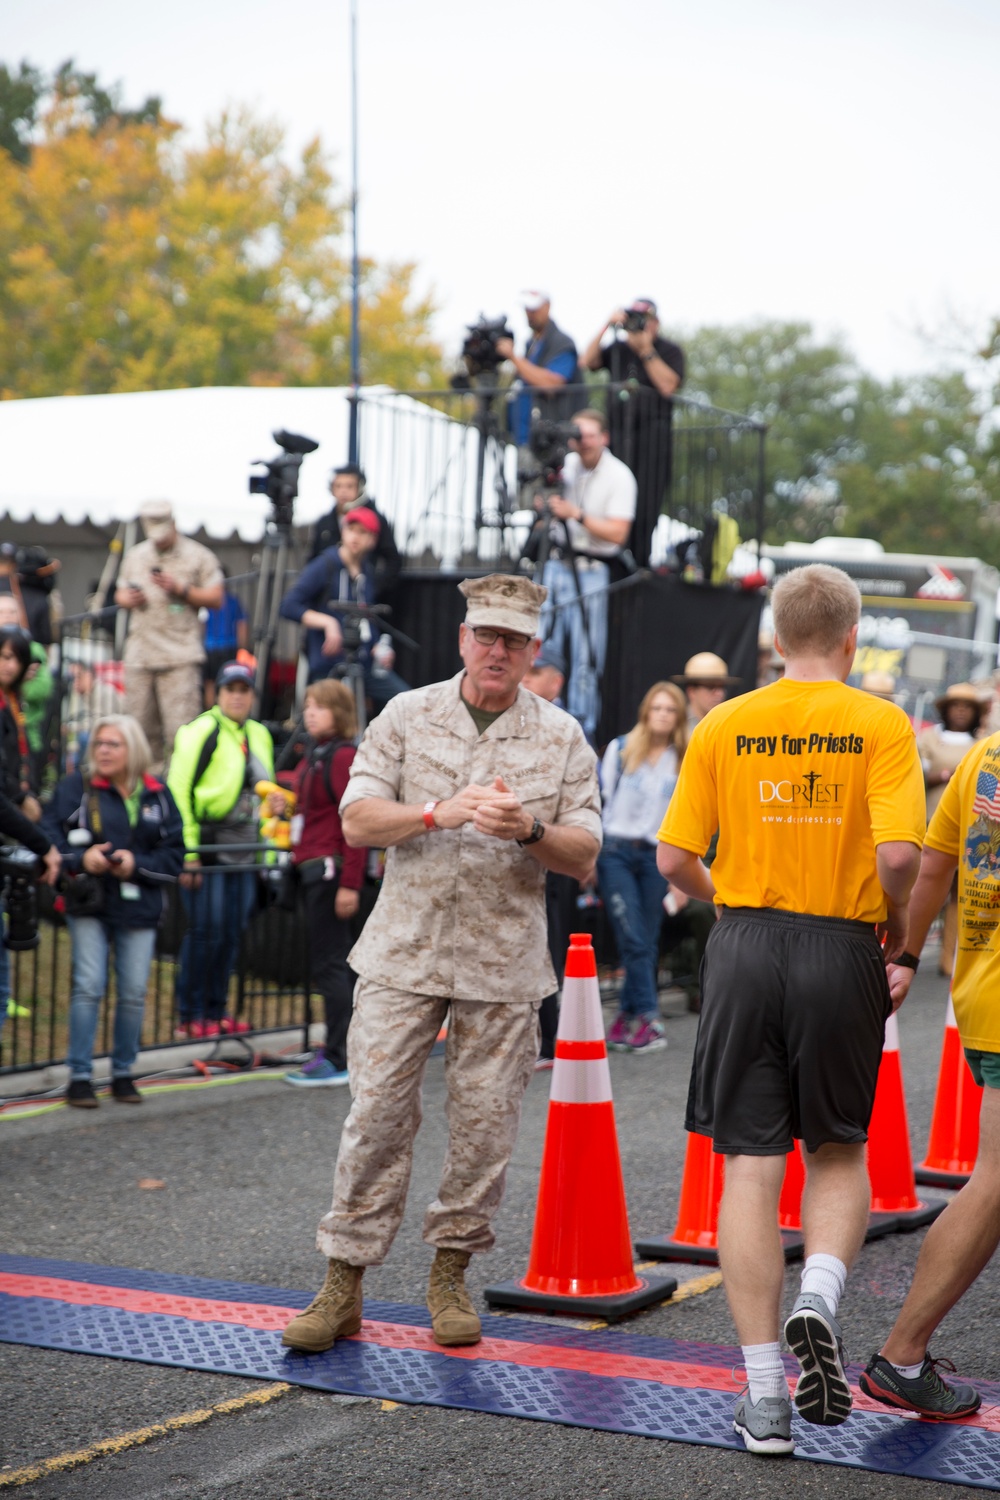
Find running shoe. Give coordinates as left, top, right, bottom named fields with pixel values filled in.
left=626, top=1017, right=668, bottom=1052
left=188, top=1020, right=221, bottom=1039
left=859, top=1352, right=981, bottom=1420
left=285, top=1056, right=349, bottom=1088
left=784, top=1292, right=852, bottom=1425
left=220, top=1017, right=251, bottom=1034
left=732, top=1392, right=794, bottom=1455
left=606, top=1013, right=633, bottom=1051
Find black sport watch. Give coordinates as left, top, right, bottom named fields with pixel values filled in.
left=517, top=817, right=545, bottom=847
left=894, top=951, right=920, bottom=972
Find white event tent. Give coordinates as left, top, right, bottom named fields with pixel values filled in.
left=0, top=386, right=357, bottom=541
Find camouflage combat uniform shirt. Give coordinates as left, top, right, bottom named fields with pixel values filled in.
left=120, top=535, right=224, bottom=669
left=340, top=671, right=602, bottom=1001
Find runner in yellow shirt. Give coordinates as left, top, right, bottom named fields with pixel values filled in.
left=859, top=730, right=1000, bottom=1422
left=657, top=563, right=925, bottom=1456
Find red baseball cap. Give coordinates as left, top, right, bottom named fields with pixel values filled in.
left=343, top=507, right=380, bottom=536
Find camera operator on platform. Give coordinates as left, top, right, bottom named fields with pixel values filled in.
left=280, top=507, right=408, bottom=712
left=308, top=464, right=402, bottom=607
left=496, top=290, right=581, bottom=447
left=582, top=298, right=685, bottom=565
left=536, top=409, right=637, bottom=742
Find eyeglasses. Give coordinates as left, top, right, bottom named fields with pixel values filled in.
left=92, top=739, right=125, bottom=751
left=469, top=627, right=533, bottom=652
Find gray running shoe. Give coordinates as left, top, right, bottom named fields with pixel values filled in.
left=784, top=1292, right=852, bottom=1425
left=732, top=1391, right=794, bottom=1455
left=859, top=1352, right=981, bottom=1420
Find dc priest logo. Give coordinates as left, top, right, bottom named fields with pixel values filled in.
left=759, top=772, right=843, bottom=808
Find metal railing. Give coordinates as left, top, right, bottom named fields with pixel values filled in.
left=0, top=853, right=313, bottom=1077
left=355, top=382, right=766, bottom=570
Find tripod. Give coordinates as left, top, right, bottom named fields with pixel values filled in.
left=274, top=604, right=420, bottom=773
left=250, top=516, right=293, bottom=711
left=470, top=381, right=517, bottom=534
left=518, top=474, right=598, bottom=685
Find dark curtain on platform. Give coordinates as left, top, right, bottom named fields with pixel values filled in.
left=391, top=569, right=764, bottom=751
left=597, top=574, right=763, bottom=747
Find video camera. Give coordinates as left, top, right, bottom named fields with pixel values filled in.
left=453, top=314, right=515, bottom=383
left=0, top=845, right=40, bottom=950
left=249, top=429, right=320, bottom=530
left=527, top=419, right=581, bottom=485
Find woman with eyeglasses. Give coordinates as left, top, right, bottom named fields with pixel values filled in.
left=43, top=714, right=185, bottom=1108
left=599, top=681, right=688, bottom=1053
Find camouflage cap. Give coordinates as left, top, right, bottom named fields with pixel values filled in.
left=459, top=573, right=548, bottom=637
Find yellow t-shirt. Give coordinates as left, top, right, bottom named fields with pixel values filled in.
left=657, top=677, right=925, bottom=922
left=925, top=731, right=1000, bottom=1052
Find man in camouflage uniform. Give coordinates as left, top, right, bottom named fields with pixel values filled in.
left=283, top=573, right=602, bottom=1352
left=115, top=501, right=224, bottom=770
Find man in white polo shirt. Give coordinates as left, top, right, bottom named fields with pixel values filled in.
left=539, top=408, right=637, bottom=740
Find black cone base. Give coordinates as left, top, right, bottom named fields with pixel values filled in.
left=483, top=1273, right=676, bottom=1323
left=635, top=1229, right=805, bottom=1265
left=866, top=1199, right=946, bottom=1239
left=914, top=1165, right=972, bottom=1189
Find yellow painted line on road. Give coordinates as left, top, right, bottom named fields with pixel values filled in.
left=0, top=1069, right=287, bottom=1122
left=670, top=1269, right=724, bottom=1300
left=0, top=1382, right=291, bottom=1489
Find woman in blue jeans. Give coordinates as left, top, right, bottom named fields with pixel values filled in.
left=599, top=681, right=687, bottom=1054
left=43, top=715, right=185, bottom=1107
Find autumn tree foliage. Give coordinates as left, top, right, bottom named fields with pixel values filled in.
left=0, top=64, right=443, bottom=398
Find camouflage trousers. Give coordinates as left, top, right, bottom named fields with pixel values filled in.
left=317, top=979, right=540, bottom=1265
left=124, top=662, right=203, bottom=771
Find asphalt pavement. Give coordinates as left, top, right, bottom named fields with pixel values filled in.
left=1, top=952, right=994, bottom=1499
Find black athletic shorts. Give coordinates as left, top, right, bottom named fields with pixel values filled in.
left=686, top=906, right=892, bottom=1156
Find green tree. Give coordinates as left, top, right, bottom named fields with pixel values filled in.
left=0, top=72, right=442, bottom=397
left=684, top=320, right=1000, bottom=565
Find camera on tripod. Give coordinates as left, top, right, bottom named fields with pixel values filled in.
left=0, top=845, right=40, bottom=950
left=452, top=314, right=515, bottom=385
left=526, top=419, right=581, bottom=485
left=249, top=429, right=319, bottom=529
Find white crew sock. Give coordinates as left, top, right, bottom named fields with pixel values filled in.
left=799, top=1253, right=847, bottom=1317
left=742, top=1341, right=789, bottom=1403
left=888, top=1357, right=925, bottom=1379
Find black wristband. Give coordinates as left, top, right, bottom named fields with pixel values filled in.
left=895, top=951, right=920, bottom=971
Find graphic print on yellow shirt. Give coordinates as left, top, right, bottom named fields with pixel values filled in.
left=925, top=731, right=1000, bottom=1052
left=657, top=677, right=925, bottom=923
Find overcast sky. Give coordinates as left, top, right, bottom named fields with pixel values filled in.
left=7, top=0, right=998, bottom=383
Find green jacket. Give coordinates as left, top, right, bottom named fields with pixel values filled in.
left=22, top=642, right=53, bottom=754
left=167, top=707, right=274, bottom=859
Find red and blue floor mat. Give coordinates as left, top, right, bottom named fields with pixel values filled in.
left=1, top=1254, right=998, bottom=1488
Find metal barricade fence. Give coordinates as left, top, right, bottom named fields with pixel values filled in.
left=355, top=382, right=767, bottom=570
left=0, top=851, right=314, bottom=1076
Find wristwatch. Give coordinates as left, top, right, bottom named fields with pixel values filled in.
left=894, top=951, right=920, bottom=971
left=422, top=800, right=439, bottom=831
left=640, top=351, right=655, bottom=362
left=517, top=817, right=545, bottom=847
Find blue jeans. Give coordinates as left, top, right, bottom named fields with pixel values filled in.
left=540, top=558, right=608, bottom=740
left=176, top=867, right=258, bottom=1022
left=66, top=919, right=157, bottom=1080
left=597, top=837, right=667, bottom=1019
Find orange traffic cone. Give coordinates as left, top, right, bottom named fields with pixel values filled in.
left=915, top=993, right=983, bottom=1188
left=636, top=1139, right=805, bottom=1264
left=866, top=1012, right=944, bottom=1237
left=484, top=934, right=675, bottom=1320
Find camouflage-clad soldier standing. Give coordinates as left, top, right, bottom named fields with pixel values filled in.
left=283, top=573, right=602, bottom=1352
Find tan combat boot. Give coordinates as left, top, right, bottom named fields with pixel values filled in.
left=427, top=1248, right=482, bottom=1347
left=281, top=1258, right=363, bottom=1352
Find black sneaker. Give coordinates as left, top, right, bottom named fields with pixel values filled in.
left=66, top=1080, right=99, bottom=1109
left=111, top=1077, right=143, bottom=1104
left=859, top=1352, right=981, bottom=1421
left=784, top=1292, right=852, bottom=1425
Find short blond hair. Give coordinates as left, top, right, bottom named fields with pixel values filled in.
left=772, top=564, right=861, bottom=657
left=86, top=715, right=152, bottom=785
left=572, top=407, right=609, bottom=434
left=304, top=678, right=358, bottom=739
